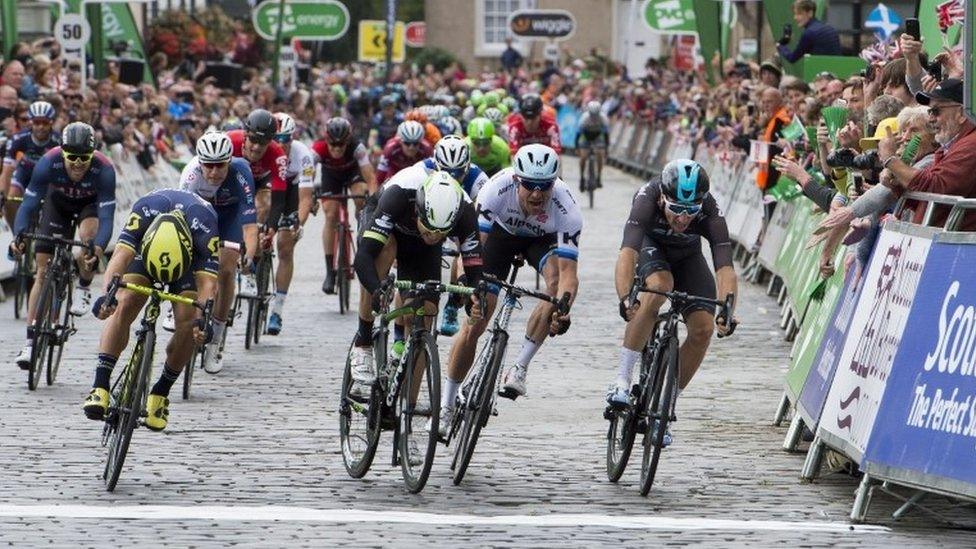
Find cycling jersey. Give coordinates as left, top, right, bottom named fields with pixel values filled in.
left=179, top=156, right=256, bottom=244
left=371, top=112, right=403, bottom=147
left=576, top=111, right=610, bottom=135
left=356, top=164, right=482, bottom=293
left=621, top=177, right=732, bottom=269
left=283, top=140, right=315, bottom=189
left=415, top=158, right=489, bottom=200
left=507, top=112, right=561, bottom=155
left=476, top=168, right=582, bottom=262
left=466, top=135, right=511, bottom=177
left=226, top=129, right=288, bottom=192
left=118, top=188, right=220, bottom=279
left=15, top=148, right=116, bottom=251
left=376, top=138, right=432, bottom=185
left=4, top=129, right=59, bottom=189
left=311, top=139, right=371, bottom=195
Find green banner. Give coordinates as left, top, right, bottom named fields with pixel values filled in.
left=785, top=256, right=844, bottom=400
left=1, top=0, right=19, bottom=60
left=692, top=0, right=722, bottom=84
left=101, top=3, right=154, bottom=85
left=916, top=0, right=963, bottom=60
left=644, top=0, right=697, bottom=34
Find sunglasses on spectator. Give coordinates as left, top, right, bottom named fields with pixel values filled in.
left=514, top=175, right=554, bottom=192
left=662, top=196, right=702, bottom=216
left=928, top=104, right=961, bottom=117
left=273, top=134, right=293, bottom=144
left=62, top=152, right=93, bottom=163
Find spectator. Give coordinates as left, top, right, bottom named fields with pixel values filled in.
left=732, top=87, right=791, bottom=192
left=759, top=61, right=782, bottom=88
left=777, top=0, right=841, bottom=63
left=1, top=60, right=26, bottom=98
left=500, top=38, right=523, bottom=72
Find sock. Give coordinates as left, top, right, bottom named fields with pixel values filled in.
left=212, top=319, right=226, bottom=344
left=393, top=322, right=405, bottom=343
left=616, top=348, right=641, bottom=388
left=151, top=364, right=181, bottom=397
left=271, top=291, right=287, bottom=315
left=93, top=353, right=118, bottom=390
left=355, top=317, right=373, bottom=347
left=325, top=255, right=335, bottom=274
left=515, top=336, right=541, bottom=369
left=442, top=377, right=461, bottom=408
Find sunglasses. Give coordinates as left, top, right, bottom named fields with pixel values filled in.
left=662, top=196, right=702, bottom=216
left=200, top=161, right=229, bottom=169
left=247, top=133, right=272, bottom=145
left=328, top=140, right=348, bottom=147
left=273, top=134, right=293, bottom=144
left=418, top=219, right=452, bottom=235
left=515, top=175, right=554, bottom=192
left=31, top=118, right=52, bottom=125
left=63, top=152, right=93, bottom=163
left=928, top=104, right=961, bottom=117
left=472, top=139, right=491, bottom=147
left=401, top=141, right=420, bottom=148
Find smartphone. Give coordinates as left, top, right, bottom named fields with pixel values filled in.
left=747, top=104, right=756, bottom=116
left=905, top=18, right=920, bottom=41
left=926, top=62, right=943, bottom=81
left=782, top=24, right=793, bottom=42
left=853, top=173, right=864, bottom=194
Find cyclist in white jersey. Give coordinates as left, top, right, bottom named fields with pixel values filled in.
left=267, top=113, right=315, bottom=335
left=439, top=144, right=581, bottom=434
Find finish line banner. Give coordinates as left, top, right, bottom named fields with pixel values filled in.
left=863, top=236, right=976, bottom=499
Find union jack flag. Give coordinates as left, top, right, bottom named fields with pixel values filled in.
left=936, top=0, right=965, bottom=32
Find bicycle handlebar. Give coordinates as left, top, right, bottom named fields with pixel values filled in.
left=103, top=274, right=205, bottom=310
left=630, top=284, right=738, bottom=338
left=393, top=279, right=475, bottom=296
left=319, top=194, right=369, bottom=201
left=20, top=232, right=95, bottom=255
left=482, top=273, right=571, bottom=315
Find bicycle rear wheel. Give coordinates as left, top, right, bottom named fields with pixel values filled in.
left=587, top=153, right=597, bottom=209
left=639, top=334, right=678, bottom=496
left=398, top=332, right=441, bottom=493
left=244, top=297, right=255, bottom=350
left=339, top=341, right=382, bottom=478
left=46, top=278, right=71, bottom=386
left=104, top=332, right=153, bottom=492
left=13, top=261, right=27, bottom=319
left=452, top=331, right=506, bottom=485
left=337, top=224, right=350, bottom=314
left=28, top=276, right=54, bottom=391
left=255, top=254, right=273, bottom=343
left=182, top=346, right=200, bottom=400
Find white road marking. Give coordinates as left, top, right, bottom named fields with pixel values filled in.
left=0, top=505, right=890, bottom=533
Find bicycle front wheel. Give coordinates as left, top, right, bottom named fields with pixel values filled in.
left=337, top=224, right=350, bottom=315
left=339, top=341, right=381, bottom=478
left=245, top=297, right=256, bottom=350
left=639, top=334, right=679, bottom=496
left=398, top=332, right=441, bottom=493
left=587, top=154, right=597, bottom=209
left=28, top=276, right=55, bottom=391
left=182, top=346, right=200, bottom=400
left=452, top=331, right=506, bottom=485
left=46, top=279, right=71, bottom=386
left=104, top=332, right=154, bottom=492
left=13, top=263, right=27, bottom=319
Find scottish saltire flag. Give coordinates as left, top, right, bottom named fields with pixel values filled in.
left=865, top=3, right=903, bottom=40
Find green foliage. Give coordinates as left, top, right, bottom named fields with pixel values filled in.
left=409, top=47, right=462, bottom=72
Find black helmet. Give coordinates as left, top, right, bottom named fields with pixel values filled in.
left=61, top=122, right=96, bottom=155
left=660, top=159, right=710, bottom=205
left=519, top=94, right=543, bottom=118
left=325, top=117, right=352, bottom=144
left=244, top=109, right=276, bottom=143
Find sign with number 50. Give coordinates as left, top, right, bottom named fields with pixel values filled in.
left=55, top=13, right=91, bottom=50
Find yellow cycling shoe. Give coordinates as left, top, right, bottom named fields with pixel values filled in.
left=83, top=388, right=110, bottom=420
left=144, top=394, right=170, bottom=432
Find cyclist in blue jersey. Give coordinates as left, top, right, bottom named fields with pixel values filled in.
left=11, top=122, right=116, bottom=368
left=83, top=188, right=220, bottom=431
left=0, top=101, right=59, bottom=229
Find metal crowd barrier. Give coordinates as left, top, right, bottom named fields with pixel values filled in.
left=607, top=118, right=691, bottom=179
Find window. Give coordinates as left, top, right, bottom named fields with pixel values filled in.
left=476, top=0, right=536, bottom=57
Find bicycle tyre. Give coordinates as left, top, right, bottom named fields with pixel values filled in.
left=339, top=341, right=382, bottom=478
left=244, top=297, right=255, bottom=350
left=337, top=224, right=349, bottom=315
left=453, top=331, right=507, bottom=485
left=398, top=332, right=441, bottom=493
left=587, top=153, right=597, bottom=209
left=183, top=346, right=200, bottom=400
left=104, top=331, right=154, bottom=492
left=13, top=261, right=26, bottom=319
left=46, top=276, right=71, bottom=386
left=28, top=275, right=55, bottom=391
left=639, top=334, right=679, bottom=496
left=255, top=254, right=272, bottom=344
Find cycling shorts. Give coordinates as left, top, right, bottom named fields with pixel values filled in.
left=320, top=169, right=365, bottom=197
left=278, top=184, right=300, bottom=230
left=482, top=224, right=556, bottom=284
left=578, top=131, right=608, bottom=149
left=124, top=255, right=197, bottom=294
left=35, top=193, right=97, bottom=254
left=215, top=204, right=244, bottom=245
left=637, top=237, right=716, bottom=317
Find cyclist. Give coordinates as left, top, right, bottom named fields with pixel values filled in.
left=575, top=100, right=610, bottom=191
left=83, top=188, right=220, bottom=431
left=179, top=131, right=257, bottom=373
left=465, top=117, right=511, bottom=178
left=368, top=95, right=403, bottom=160
left=440, top=143, right=580, bottom=434
left=482, top=107, right=510, bottom=143
left=348, top=168, right=484, bottom=397
left=267, top=113, right=316, bottom=335
left=226, top=109, right=289, bottom=297
left=376, top=121, right=432, bottom=186
left=1, top=101, right=58, bottom=230
left=608, top=159, right=738, bottom=445
left=462, top=90, right=483, bottom=124
left=311, top=117, right=377, bottom=295
left=11, top=122, right=116, bottom=368
left=507, top=94, right=562, bottom=156
left=405, top=109, right=442, bottom=147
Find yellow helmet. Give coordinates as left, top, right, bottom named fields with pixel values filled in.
left=141, top=211, right=193, bottom=283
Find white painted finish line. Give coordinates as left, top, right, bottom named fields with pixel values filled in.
left=0, top=505, right=890, bottom=533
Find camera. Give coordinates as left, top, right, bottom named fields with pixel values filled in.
left=826, top=148, right=857, bottom=168
left=851, top=149, right=880, bottom=171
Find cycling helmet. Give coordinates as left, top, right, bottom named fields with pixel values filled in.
left=502, top=96, right=518, bottom=113
left=324, top=117, right=352, bottom=144
left=379, top=95, right=396, bottom=109
left=28, top=101, right=55, bottom=120
left=513, top=144, right=559, bottom=184
left=437, top=116, right=463, bottom=137
left=519, top=94, right=543, bottom=118
left=61, top=122, right=96, bottom=154
left=397, top=120, right=425, bottom=144
left=415, top=171, right=465, bottom=232
left=660, top=159, right=710, bottom=205
left=405, top=109, right=428, bottom=124
left=483, top=107, right=504, bottom=124
left=244, top=109, right=276, bottom=143
left=141, top=211, right=193, bottom=283
left=466, top=118, right=495, bottom=141
left=221, top=117, right=243, bottom=131
left=586, top=100, right=601, bottom=115
left=433, top=135, right=470, bottom=179
left=195, top=131, right=233, bottom=163
left=469, top=89, right=484, bottom=108
left=274, top=112, right=296, bottom=137
left=483, top=91, right=500, bottom=108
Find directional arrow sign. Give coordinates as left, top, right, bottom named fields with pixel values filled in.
left=358, top=20, right=405, bottom=63
left=252, top=0, right=350, bottom=41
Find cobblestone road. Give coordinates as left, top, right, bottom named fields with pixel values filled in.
left=0, top=162, right=972, bottom=546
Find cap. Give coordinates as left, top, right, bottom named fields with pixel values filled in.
left=759, top=60, right=782, bottom=78
left=859, top=117, right=899, bottom=150
left=915, top=78, right=963, bottom=105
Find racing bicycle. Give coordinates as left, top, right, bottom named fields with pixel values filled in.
left=321, top=193, right=367, bottom=314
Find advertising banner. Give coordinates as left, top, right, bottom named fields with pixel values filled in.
left=817, top=221, right=935, bottom=462
left=862, top=237, right=976, bottom=499
left=758, top=195, right=797, bottom=271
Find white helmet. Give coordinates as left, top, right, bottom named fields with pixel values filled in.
left=586, top=100, right=601, bottom=115
left=483, top=107, right=503, bottom=123
left=433, top=135, right=470, bottom=178
left=513, top=143, right=559, bottom=184
left=415, top=171, right=464, bottom=232
left=397, top=120, right=425, bottom=143
left=274, top=112, right=296, bottom=137
left=196, top=131, right=233, bottom=163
